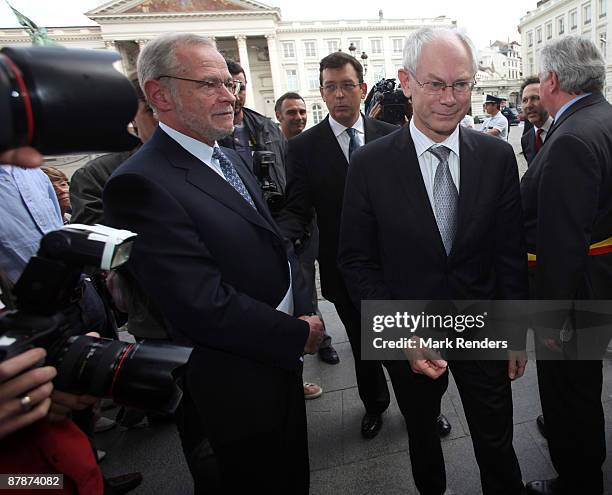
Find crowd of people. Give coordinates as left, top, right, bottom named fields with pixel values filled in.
left=0, top=25, right=610, bottom=495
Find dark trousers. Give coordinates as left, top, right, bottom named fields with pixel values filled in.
left=535, top=351, right=605, bottom=494
left=333, top=290, right=390, bottom=414
left=386, top=360, right=523, bottom=495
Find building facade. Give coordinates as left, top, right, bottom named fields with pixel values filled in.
left=519, top=0, right=611, bottom=100
left=0, top=0, right=455, bottom=125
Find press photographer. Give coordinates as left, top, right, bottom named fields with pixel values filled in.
left=364, top=77, right=412, bottom=126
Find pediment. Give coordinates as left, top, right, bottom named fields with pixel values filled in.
left=87, top=0, right=275, bottom=16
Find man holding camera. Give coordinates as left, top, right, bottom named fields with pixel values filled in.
left=103, top=33, right=323, bottom=494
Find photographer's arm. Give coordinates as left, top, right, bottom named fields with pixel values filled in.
left=0, top=348, right=55, bottom=439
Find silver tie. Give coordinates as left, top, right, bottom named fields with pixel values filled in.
left=428, top=145, right=458, bottom=255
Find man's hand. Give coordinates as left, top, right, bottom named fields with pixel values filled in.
left=404, top=337, right=448, bottom=380
left=0, top=146, right=43, bottom=168
left=368, top=102, right=382, bottom=120
left=507, top=349, right=527, bottom=380
left=0, top=348, right=56, bottom=439
left=299, top=315, right=324, bottom=354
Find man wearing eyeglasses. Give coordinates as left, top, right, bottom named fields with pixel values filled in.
left=103, top=33, right=324, bottom=494
left=338, top=28, right=527, bottom=494
left=277, top=52, right=397, bottom=440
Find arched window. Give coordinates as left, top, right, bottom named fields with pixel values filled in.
left=312, top=103, right=324, bottom=125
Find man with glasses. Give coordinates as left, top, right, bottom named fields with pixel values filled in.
left=104, top=33, right=324, bottom=494
left=277, top=52, right=397, bottom=440
left=338, top=28, right=527, bottom=494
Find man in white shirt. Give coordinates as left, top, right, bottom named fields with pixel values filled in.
left=481, top=94, right=509, bottom=140
left=103, top=32, right=323, bottom=494
left=520, top=76, right=554, bottom=166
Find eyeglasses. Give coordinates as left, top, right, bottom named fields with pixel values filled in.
left=157, top=75, right=241, bottom=96
left=412, top=77, right=475, bottom=95
left=321, top=82, right=361, bottom=94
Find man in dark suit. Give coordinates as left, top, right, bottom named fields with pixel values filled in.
left=522, top=36, right=612, bottom=495
left=338, top=28, right=528, bottom=495
left=520, top=76, right=553, bottom=167
left=103, top=33, right=324, bottom=494
left=276, top=52, right=398, bottom=439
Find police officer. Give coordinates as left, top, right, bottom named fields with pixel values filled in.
left=481, top=94, right=508, bottom=140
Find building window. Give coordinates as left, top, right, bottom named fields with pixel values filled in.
left=373, top=64, right=385, bottom=80
left=392, top=38, right=404, bottom=54
left=327, top=39, right=340, bottom=54
left=286, top=69, right=298, bottom=91
left=557, top=16, right=565, bottom=34
left=536, top=27, right=542, bottom=43
left=370, top=38, right=383, bottom=55
left=348, top=39, right=361, bottom=53
left=312, top=103, right=324, bottom=124
left=570, top=9, right=578, bottom=29
left=584, top=2, right=592, bottom=24
left=528, top=56, right=534, bottom=76
left=600, top=0, right=607, bottom=17
left=304, top=40, right=317, bottom=58
left=546, top=22, right=553, bottom=39
left=282, top=42, right=295, bottom=58
left=600, top=32, right=607, bottom=56
left=307, top=69, right=319, bottom=90
left=528, top=31, right=533, bottom=47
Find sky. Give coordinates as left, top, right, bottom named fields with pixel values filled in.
left=0, top=0, right=538, bottom=49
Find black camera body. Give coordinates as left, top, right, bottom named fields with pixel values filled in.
left=367, top=78, right=409, bottom=126
left=0, top=226, right=192, bottom=415
left=253, top=150, right=284, bottom=212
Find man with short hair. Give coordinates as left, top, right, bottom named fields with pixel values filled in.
left=481, top=94, right=509, bottom=139
left=103, top=33, right=323, bottom=494
left=339, top=28, right=527, bottom=494
left=522, top=36, right=612, bottom=495
left=277, top=52, right=398, bottom=440
left=520, top=77, right=553, bottom=166
left=275, top=92, right=308, bottom=139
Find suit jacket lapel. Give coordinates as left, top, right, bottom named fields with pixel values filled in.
left=391, top=125, right=447, bottom=258
left=320, top=116, right=350, bottom=174
left=155, top=130, right=278, bottom=236
left=546, top=92, right=605, bottom=141
left=363, top=115, right=390, bottom=143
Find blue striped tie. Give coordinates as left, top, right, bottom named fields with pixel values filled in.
left=346, top=127, right=361, bottom=160
left=428, top=145, right=458, bottom=255
left=212, top=147, right=256, bottom=209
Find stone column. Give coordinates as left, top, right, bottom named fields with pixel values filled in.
left=235, top=35, right=255, bottom=109
left=265, top=33, right=283, bottom=102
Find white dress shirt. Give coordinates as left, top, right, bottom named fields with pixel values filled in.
left=328, top=114, right=365, bottom=162
left=409, top=119, right=461, bottom=214
left=159, top=122, right=294, bottom=315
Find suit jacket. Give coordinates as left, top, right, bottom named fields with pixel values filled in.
left=276, top=115, right=397, bottom=303
left=521, top=128, right=536, bottom=166
left=522, top=92, right=612, bottom=302
left=103, top=127, right=311, bottom=435
left=338, top=124, right=528, bottom=344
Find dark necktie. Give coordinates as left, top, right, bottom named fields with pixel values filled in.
left=212, top=147, right=256, bottom=209
left=346, top=127, right=361, bottom=160
left=428, top=145, right=458, bottom=255
left=535, top=128, right=544, bottom=153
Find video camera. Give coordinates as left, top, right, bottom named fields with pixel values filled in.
left=0, top=225, right=192, bottom=415
left=365, top=78, right=409, bottom=126
left=0, top=45, right=140, bottom=154
left=253, top=150, right=284, bottom=213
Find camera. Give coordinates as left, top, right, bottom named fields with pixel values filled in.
left=365, top=78, right=409, bottom=126
left=0, top=45, right=140, bottom=154
left=253, top=150, right=284, bottom=212
left=0, top=225, right=192, bottom=415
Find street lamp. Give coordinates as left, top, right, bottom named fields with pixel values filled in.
left=360, top=51, right=369, bottom=74
left=348, top=42, right=357, bottom=57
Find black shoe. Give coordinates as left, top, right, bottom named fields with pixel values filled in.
left=536, top=414, right=546, bottom=438
left=104, top=472, right=143, bottom=495
left=437, top=414, right=452, bottom=437
left=361, top=413, right=383, bottom=439
left=318, top=345, right=340, bottom=365
left=525, top=478, right=559, bottom=495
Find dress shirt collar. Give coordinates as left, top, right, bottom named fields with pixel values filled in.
left=328, top=114, right=365, bottom=138
left=554, top=93, right=590, bottom=122
left=159, top=122, right=217, bottom=165
left=409, top=118, right=460, bottom=158
left=534, top=115, right=554, bottom=138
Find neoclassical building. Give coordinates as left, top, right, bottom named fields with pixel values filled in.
left=518, top=0, right=611, bottom=100
left=0, top=0, right=455, bottom=125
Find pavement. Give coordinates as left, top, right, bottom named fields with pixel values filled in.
left=83, top=124, right=611, bottom=493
